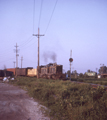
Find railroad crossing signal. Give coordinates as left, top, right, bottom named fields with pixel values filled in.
left=69, top=58, right=73, bottom=62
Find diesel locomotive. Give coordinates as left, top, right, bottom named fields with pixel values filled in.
left=39, top=63, right=66, bottom=80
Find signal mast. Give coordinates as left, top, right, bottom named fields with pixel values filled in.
left=69, top=50, right=73, bottom=80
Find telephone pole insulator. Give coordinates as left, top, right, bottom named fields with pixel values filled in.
left=33, top=28, right=44, bottom=79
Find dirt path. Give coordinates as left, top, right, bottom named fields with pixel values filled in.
left=0, top=82, right=50, bottom=120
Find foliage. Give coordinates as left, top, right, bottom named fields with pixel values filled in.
left=79, top=73, right=84, bottom=78
left=9, top=77, right=107, bottom=120
left=99, top=66, right=106, bottom=74
left=72, top=77, right=107, bottom=86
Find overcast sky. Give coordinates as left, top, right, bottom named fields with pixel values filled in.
left=0, top=0, right=107, bottom=73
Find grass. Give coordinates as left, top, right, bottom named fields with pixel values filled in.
left=9, top=77, right=107, bottom=120
left=71, top=77, right=107, bottom=85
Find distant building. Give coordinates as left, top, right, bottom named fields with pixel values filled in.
left=85, top=71, right=97, bottom=78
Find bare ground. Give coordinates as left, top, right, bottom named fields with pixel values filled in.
left=0, top=82, right=50, bottom=120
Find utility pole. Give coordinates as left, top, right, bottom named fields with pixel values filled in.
left=13, top=61, right=16, bottom=68
left=21, top=56, right=23, bottom=68
left=14, top=43, right=19, bottom=76
left=33, top=28, right=44, bottom=79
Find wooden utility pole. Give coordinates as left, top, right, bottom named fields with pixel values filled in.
left=14, top=43, right=19, bottom=76
left=33, top=28, right=44, bottom=79
left=21, top=56, right=23, bottom=68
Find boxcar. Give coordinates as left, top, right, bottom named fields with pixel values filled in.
left=27, top=69, right=37, bottom=77
left=6, top=68, right=16, bottom=76
left=0, top=70, right=13, bottom=77
left=16, top=67, right=33, bottom=76
left=0, top=70, right=4, bottom=77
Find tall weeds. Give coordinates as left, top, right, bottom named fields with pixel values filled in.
left=9, top=77, right=107, bottom=120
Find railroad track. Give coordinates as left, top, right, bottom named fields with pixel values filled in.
left=71, top=81, right=107, bottom=91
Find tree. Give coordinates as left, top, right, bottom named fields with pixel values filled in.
left=87, top=69, right=90, bottom=72
left=99, top=66, right=107, bottom=74
left=79, top=73, right=84, bottom=78
left=72, top=70, right=77, bottom=74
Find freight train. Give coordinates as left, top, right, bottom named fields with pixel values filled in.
left=6, top=67, right=37, bottom=77
left=6, top=63, right=66, bottom=80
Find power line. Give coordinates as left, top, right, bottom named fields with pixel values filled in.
left=0, top=36, right=33, bottom=57
left=44, top=0, right=58, bottom=34
left=20, top=39, right=36, bottom=51
left=0, top=45, right=15, bottom=56
left=19, top=36, right=34, bottom=49
left=0, top=51, right=13, bottom=57
left=19, top=36, right=33, bottom=48
left=38, top=0, right=44, bottom=27
left=23, top=59, right=36, bottom=64
left=0, top=51, right=15, bottom=59
left=0, top=38, right=34, bottom=60
left=0, top=47, right=13, bottom=53
left=0, top=58, right=14, bottom=63
left=33, top=0, right=35, bottom=34
left=0, top=39, right=35, bottom=59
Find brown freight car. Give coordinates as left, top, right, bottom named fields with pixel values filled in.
left=6, top=67, right=36, bottom=76
left=16, top=67, right=33, bottom=76
left=6, top=68, right=16, bottom=76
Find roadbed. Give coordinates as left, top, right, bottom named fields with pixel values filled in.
left=0, top=82, right=50, bottom=120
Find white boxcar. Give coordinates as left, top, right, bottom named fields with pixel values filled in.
left=27, top=69, right=37, bottom=77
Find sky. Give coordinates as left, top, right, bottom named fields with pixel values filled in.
left=0, top=0, right=107, bottom=74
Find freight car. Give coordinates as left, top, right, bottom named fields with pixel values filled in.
left=0, top=70, right=4, bottom=77
left=27, top=68, right=37, bottom=77
left=0, top=70, right=14, bottom=77
left=16, top=67, right=33, bottom=76
left=6, top=68, right=16, bottom=76
left=39, top=63, right=66, bottom=80
left=6, top=67, right=37, bottom=77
